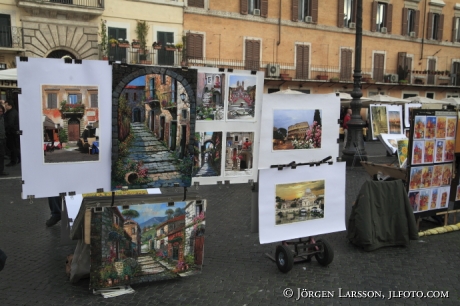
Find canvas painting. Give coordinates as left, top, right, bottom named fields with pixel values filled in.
left=192, top=132, right=222, bottom=177
left=370, top=105, right=388, bottom=139
left=111, top=67, right=196, bottom=190
left=41, top=85, right=100, bottom=163
left=224, top=132, right=254, bottom=176
left=442, top=163, right=452, bottom=186
left=432, top=165, right=443, bottom=187
left=411, top=140, right=424, bottom=165
left=272, top=109, right=322, bottom=150
left=436, top=116, right=446, bottom=138
left=409, top=166, right=423, bottom=190
left=446, top=117, right=457, bottom=138
left=227, top=75, right=256, bottom=120
left=408, top=191, right=420, bottom=212
left=414, top=116, right=426, bottom=139
left=424, top=140, right=434, bottom=163
left=421, top=166, right=433, bottom=188
left=435, top=140, right=445, bottom=163
left=196, top=72, right=225, bottom=121
left=455, top=185, right=460, bottom=201
left=397, top=139, right=408, bottom=168
left=275, top=180, right=325, bottom=225
left=439, top=187, right=450, bottom=208
left=430, top=188, right=439, bottom=209
left=386, top=105, right=403, bottom=134
left=425, top=116, right=436, bottom=139
left=419, top=189, right=430, bottom=211
left=444, top=139, right=455, bottom=162
left=90, top=200, right=206, bottom=289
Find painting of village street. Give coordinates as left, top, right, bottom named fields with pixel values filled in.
left=41, top=85, right=100, bottom=163
left=112, top=74, right=193, bottom=190
left=224, top=132, right=254, bottom=176
left=227, top=75, right=256, bottom=120
left=196, top=73, right=225, bottom=120
left=273, top=109, right=322, bottom=150
left=275, top=180, right=325, bottom=225
left=193, top=132, right=222, bottom=177
left=90, top=200, right=206, bottom=289
left=370, top=105, right=388, bottom=139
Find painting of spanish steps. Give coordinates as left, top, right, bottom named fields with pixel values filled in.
left=112, top=74, right=193, bottom=190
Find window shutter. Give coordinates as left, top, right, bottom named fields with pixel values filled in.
left=452, top=17, right=458, bottom=42
left=296, top=45, right=309, bottom=79
left=414, top=10, right=420, bottom=38
left=245, top=40, right=260, bottom=70
left=373, top=53, right=384, bottom=82
left=292, top=0, right=299, bottom=22
left=371, top=1, right=377, bottom=32
left=386, top=4, right=393, bottom=33
left=427, top=58, right=436, bottom=84
left=186, top=33, right=203, bottom=59
left=48, top=93, right=57, bottom=109
left=398, top=52, right=408, bottom=80
left=261, top=0, right=268, bottom=18
left=402, top=8, right=408, bottom=35
left=437, top=14, right=444, bottom=42
left=77, top=93, right=82, bottom=104
left=337, top=0, right=344, bottom=28
left=241, top=0, right=248, bottom=15
left=340, top=49, right=352, bottom=80
left=311, top=0, right=318, bottom=23
left=426, top=12, right=433, bottom=39
left=91, top=94, right=98, bottom=108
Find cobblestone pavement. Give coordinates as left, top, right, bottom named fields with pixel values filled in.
left=195, top=161, right=219, bottom=177
left=0, top=142, right=459, bottom=305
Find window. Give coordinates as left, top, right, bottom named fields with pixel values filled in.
left=47, top=93, right=57, bottom=109
left=427, top=12, right=444, bottom=41
left=426, top=92, right=434, bottom=99
left=186, top=33, right=203, bottom=60
left=373, top=53, right=385, bottom=82
left=133, top=92, right=137, bottom=101
left=453, top=17, right=460, bottom=42
left=0, top=14, right=12, bottom=48
left=343, top=0, right=356, bottom=28
left=157, top=31, right=174, bottom=66
left=298, top=0, right=311, bottom=21
left=195, top=203, right=203, bottom=215
left=427, top=58, right=436, bottom=85
left=241, top=0, right=268, bottom=17
left=68, top=93, right=82, bottom=104
left=108, top=27, right=127, bottom=62
left=245, top=39, right=260, bottom=70
left=293, top=0, right=318, bottom=23
left=403, top=93, right=417, bottom=99
left=340, top=48, right=353, bottom=81
left=188, top=0, right=204, bottom=8
left=131, top=228, right=135, bottom=234
left=402, top=8, right=419, bottom=36
left=149, top=78, right=155, bottom=98
left=125, top=92, right=129, bottom=100
left=397, top=52, right=412, bottom=82
left=295, top=44, right=309, bottom=79
left=90, top=94, right=98, bottom=108
left=371, top=2, right=393, bottom=33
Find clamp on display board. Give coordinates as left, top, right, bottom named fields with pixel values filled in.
left=271, top=156, right=333, bottom=170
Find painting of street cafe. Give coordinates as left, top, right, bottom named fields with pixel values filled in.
left=90, top=200, right=206, bottom=289
left=227, top=74, right=256, bottom=120
left=112, top=73, right=192, bottom=190
left=41, top=84, right=100, bottom=163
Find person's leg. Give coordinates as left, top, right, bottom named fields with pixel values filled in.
left=343, top=129, right=348, bottom=149
left=46, top=196, right=62, bottom=227
left=5, top=135, right=17, bottom=165
left=0, top=139, right=7, bottom=175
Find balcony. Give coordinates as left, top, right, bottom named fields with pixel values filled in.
left=0, top=26, right=24, bottom=50
left=104, top=45, right=186, bottom=67
left=17, top=0, right=104, bottom=18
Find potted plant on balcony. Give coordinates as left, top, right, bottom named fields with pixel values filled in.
left=132, top=39, right=140, bottom=49
left=165, top=42, right=176, bottom=51
left=118, top=38, right=130, bottom=48
left=329, top=77, right=339, bottom=82
left=109, top=37, right=118, bottom=47
left=135, top=20, right=149, bottom=55
left=175, top=43, right=183, bottom=52
left=98, top=19, right=108, bottom=60
left=152, top=41, right=162, bottom=50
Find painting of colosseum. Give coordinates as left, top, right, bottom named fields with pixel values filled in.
left=273, top=109, right=322, bottom=150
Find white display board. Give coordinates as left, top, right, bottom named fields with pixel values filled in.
left=258, top=93, right=340, bottom=169
left=191, top=67, right=264, bottom=185
left=18, top=58, right=112, bottom=199
left=258, top=162, right=346, bottom=244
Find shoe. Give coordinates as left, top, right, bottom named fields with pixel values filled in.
left=46, top=215, right=61, bottom=227
left=0, top=172, right=8, bottom=176
left=5, top=163, right=16, bottom=167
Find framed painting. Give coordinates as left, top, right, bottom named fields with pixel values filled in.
left=369, top=105, right=388, bottom=139
left=227, top=74, right=257, bottom=121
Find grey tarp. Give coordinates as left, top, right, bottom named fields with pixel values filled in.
left=347, top=179, right=418, bottom=251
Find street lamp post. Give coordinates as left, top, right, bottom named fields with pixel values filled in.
left=342, top=0, right=368, bottom=165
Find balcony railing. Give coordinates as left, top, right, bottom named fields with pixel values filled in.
left=105, top=46, right=186, bottom=67
left=0, top=26, right=23, bottom=49
left=22, top=0, right=104, bottom=9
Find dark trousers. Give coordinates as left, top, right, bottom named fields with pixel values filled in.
left=48, top=196, right=62, bottom=218
left=0, top=138, right=5, bottom=173
left=6, top=134, right=19, bottom=164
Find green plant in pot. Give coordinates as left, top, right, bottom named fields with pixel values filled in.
left=135, top=20, right=149, bottom=58
left=99, top=19, right=108, bottom=60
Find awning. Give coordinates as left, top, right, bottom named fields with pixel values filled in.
left=0, top=69, right=17, bottom=81
left=43, top=115, right=56, bottom=129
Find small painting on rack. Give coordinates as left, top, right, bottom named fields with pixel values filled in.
left=436, top=116, right=446, bottom=138
left=425, top=116, right=436, bottom=139
left=408, top=191, right=420, bottom=212
left=227, top=75, right=256, bottom=120
left=411, top=140, right=424, bottom=165
left=430, top=188, right=439, bottom=209
left=414, top=116, right=426, bottom=139
left=224, top=132, right=254, bottom=177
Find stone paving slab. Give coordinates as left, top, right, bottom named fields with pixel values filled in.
left=0, top=142, right=459, bottom=305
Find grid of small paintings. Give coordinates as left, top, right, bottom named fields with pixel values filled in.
left=407, top=110, right=457, bottom=213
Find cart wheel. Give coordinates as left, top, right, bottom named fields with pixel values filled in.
left=314, top=239, right=334, bottom=266
left=275, top=245, right=294, bottom=273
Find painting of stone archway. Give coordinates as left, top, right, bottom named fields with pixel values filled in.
left=111, top=64, right=197, bottom=190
